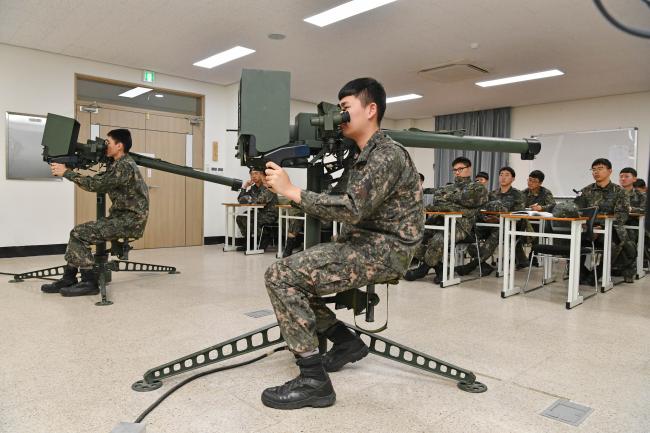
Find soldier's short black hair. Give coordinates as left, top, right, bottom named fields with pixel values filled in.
left=419, top=173, right=425, bottom=182
left=620, top=167, right=637, bottom=177
left=634, top=179, right=646, bottom=188
left=529, top=170, right=545, bottom=182
left=591, top=158, right=612, bottom=169
left=451, top=156, right=472, bottom=168
left=338, top=78, right=386, bottom=125
left=107, top=129, right=132, bottom=153
left=476, top=171, right=489, bottom=180
left=499, top=166, right=516, bottom=177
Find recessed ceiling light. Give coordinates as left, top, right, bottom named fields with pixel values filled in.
left=304, top=0, right=397, bottom=27
left=268, top=33, right=286, bottom=40
left=193, top=46, right=255, bottom=69
left=386, top=93, right=422, bottom=104
left=475, top=69, right=564, bottom=87
left=119, top=87, right=153, bottom=98
left=154, top=93, right=164, bottom=98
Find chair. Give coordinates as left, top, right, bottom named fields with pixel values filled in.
left=523, top=207, right=599, bottom=294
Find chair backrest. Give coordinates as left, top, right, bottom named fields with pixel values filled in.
left=577, top=206, right=599, bottom=243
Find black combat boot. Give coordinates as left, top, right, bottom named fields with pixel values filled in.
left=282, top=235, right=303, bottom=258
left=41, top=265, right=78, bottom=294
left=404, top=261, right=430, bottom=281
left=455, top=259, right=478, bottom=276
left=60, top=268, right=99, bottom=297
left=432, top=263, right=444, bottom=284
left=261, top=354, right=336, bottom=409
left=322, top=322, right=369, bottom=372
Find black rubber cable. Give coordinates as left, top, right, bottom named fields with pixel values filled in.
left=593, top=0, right=650, bottom=39
left=134, top=346, right=287, bottom=424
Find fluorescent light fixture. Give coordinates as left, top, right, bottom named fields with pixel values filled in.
left=193, top=46, right=255, bottom=69
left=154, top=93, right=164, bottom=98
left=119, top=87, right=153, bottom=98
left=386, top=93, right=422, bottom=104
left=304, top=0, right=397, bottom=27
left=475, top=69, right=564, bottom=87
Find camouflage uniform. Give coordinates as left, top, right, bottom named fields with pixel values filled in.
left=265, top=131, right=424, bottom=353
left=236, top=184, right=278, bottom=239
left=574, top=181, right=634, bottom=277
left=63, top=154, right=149, bottom=268
left=413, top=177, right=488, bottom=267
left=522, top=186, right=556, bottom=211
left=476, top=187, right=525, bottom=261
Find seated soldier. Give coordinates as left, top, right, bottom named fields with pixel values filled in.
left=457, top=166, right=526, bottom=275
left=475, top=171, right=489, bottom=186
left=42, top=129, right=149, bottom=297
left=523, top=170, right=556, bottom=212
left=236, top=167, right=278, bottom=251
left=619, top=167, right=646, bottom=214
left=575, top=158, right=634, bottom=284
left=405, top=156, right=488, bottom=283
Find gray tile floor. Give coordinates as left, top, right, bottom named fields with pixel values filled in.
left=1, top=246, right=648, bottom=433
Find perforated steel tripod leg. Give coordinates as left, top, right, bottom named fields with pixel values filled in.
left=344, top=322, right=487, bottom=393
left=111, top=261, right=179, bottom=274
left=132, top=323, right=285, bottom=392
left=9, top=265, right=67, bottom=283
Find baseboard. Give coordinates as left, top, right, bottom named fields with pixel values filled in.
left=0, top=244, right=67, bottom=259
left=204, top=236, right=225, bottom=245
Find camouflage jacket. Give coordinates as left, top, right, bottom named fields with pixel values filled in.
left=238, top=184, right=278, bottom=224
left=426, top=176, right=488, bottom=231
left=295, top=130, right=424, bottom=273
left=489, top=186, right=525, bottom=212
left=522, top=186, right=556, bottom=212
left=64, top=154, right=149, bottom=225
left=574, top=181, right=630, bottom=228
left=625, top=188, right=646, bottom=214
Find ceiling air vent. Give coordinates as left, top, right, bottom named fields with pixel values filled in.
left=418, top=63, right=489, bottom=83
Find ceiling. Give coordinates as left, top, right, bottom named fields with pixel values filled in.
left=1, top=0, right=649, bottom=119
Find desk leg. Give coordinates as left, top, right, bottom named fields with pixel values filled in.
left=566, top=220, right=585, bottom=309
left=223, top=207, right=237, bottom=252
left=637, top=216, right=645, bottom=279
left=441, top=216, right=461, bottom=287
left=277, top=209, right=283, bottom=259
left=246, top=208, right=264, bottom=255
left=502, top=219, right=518, bottom=298
left=496, top=216, right=504, bottom=278
left=601, top=219, right=614, bottom=292
left=441, top=217, right=449, bottom=286
left=541, top=221, right=555, bottom=284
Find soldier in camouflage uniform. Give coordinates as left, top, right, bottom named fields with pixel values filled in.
left=575, top=158, right=634, bottom=283
left=458, top=166, right=526, bottom=275
left=619, top=167, right=648, bottom=271
left=522, top=170, right=556, bottom=212
left=260, top=78, right=423, bottom=409
left=236, top=167, right=278, bottom=250
left=43, top=129, right=149, bottom=297
left=404, top=156, right=488, bottom=282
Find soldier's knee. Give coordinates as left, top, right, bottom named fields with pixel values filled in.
left=265, top=261, right=283, bottom=287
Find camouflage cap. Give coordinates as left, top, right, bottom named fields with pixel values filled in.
left=483, top=200, right=508, bottom=212
left=552, top=201, right=579, bottom=218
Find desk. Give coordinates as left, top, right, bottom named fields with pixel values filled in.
left=502, top=214, right=588, bottom=309
left=424, top=212, right=463, bottom=287
left=222, top=203, right=265, bottom=255
left=276, top=205, right=307, bottom=259
left=625, top=213, right=646, bottom=279
left=476, top=211, right=509, bottom=277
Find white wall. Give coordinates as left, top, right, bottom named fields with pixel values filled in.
left=509, top=91, right=650, bottom=191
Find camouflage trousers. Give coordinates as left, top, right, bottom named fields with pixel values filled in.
left=265, top=240, right=402, bottom=353
left=414, top=226, right=471, bottom=267
left=64, top=217, right=144, bottom=268
left=236, top=213, right=277, bottom=240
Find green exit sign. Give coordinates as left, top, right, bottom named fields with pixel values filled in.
left=143, top=70, right=155, bottom=83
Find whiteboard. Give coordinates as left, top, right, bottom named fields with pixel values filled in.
left=5, top=112, right=56, bottom=180
left=529, top=128, right=637, bottom=198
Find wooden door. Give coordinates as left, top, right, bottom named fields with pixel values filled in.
left=143, top=130, right=186, bottom=248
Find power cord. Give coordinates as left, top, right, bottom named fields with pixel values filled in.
left=134, top=346, right=287, bottom=424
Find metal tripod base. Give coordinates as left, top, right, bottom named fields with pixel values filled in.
left=132, top=322, right=486, bottom=394
left=10, top=265, right=67, bottom=283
